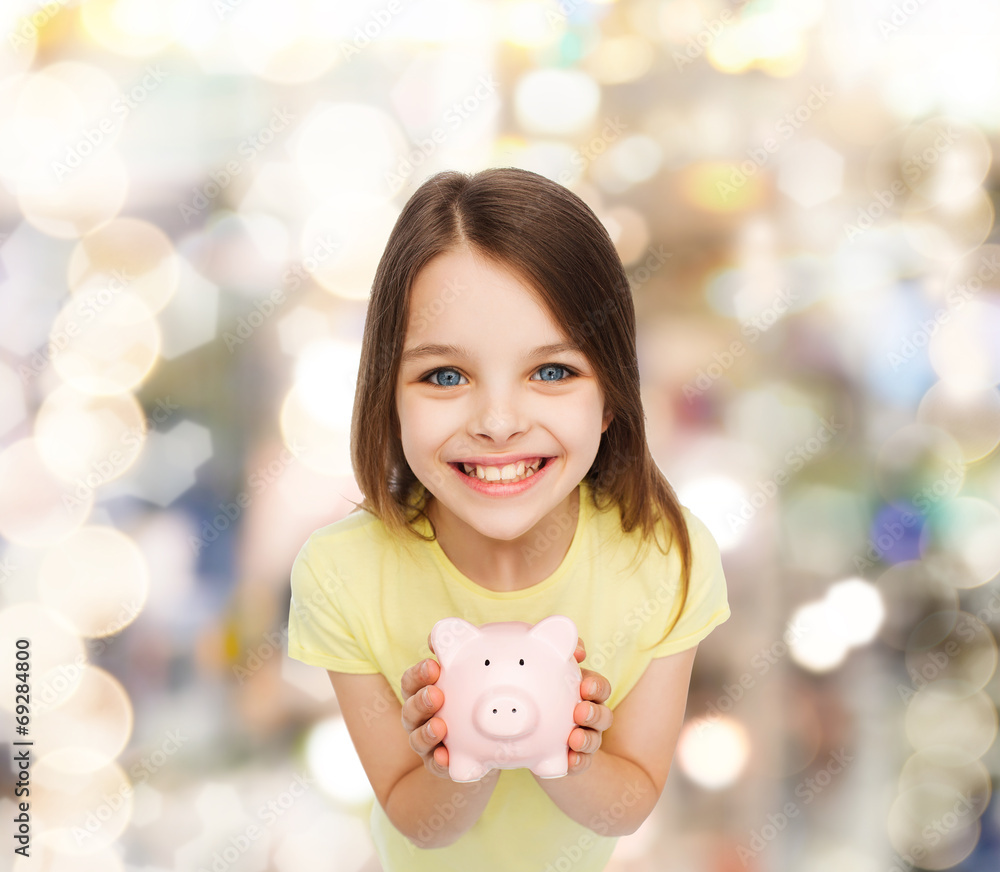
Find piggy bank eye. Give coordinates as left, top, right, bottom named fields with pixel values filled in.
left=484, top=659, right=490, bottom=666
left=519, top=659, right=524, bottom=665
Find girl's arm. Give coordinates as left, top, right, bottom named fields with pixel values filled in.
left=327, top=669, right=500, bottom=849
left=530, top=645, right=699, bottom=836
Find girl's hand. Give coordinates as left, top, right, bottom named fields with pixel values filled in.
left=570, top=637, right=614, bottom=775
left=400, top=639, right=451, bottom=779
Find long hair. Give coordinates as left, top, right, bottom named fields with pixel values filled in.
left=348, top=167, right=691, bottom=647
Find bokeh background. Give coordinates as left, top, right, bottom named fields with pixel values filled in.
left=1, top=0, right=999, bottom=870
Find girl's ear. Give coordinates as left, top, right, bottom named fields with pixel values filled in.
left=430, top=617, right=481, bottom=668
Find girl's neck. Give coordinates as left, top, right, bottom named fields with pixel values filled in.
left=426, top=486, right=580, bottom=593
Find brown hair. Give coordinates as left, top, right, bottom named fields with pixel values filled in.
left=348, top=167, right=691, bottom=647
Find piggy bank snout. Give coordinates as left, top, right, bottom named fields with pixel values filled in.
left=473, top=687, right=539, bottom=739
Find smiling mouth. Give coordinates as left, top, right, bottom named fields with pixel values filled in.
left=450, top=457, right=550, bottom=483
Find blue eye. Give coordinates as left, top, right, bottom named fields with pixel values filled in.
left=421, top=364, right=576, bottom=387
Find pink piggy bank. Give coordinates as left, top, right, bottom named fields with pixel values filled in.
left=429, top=615, right=583, bottom=783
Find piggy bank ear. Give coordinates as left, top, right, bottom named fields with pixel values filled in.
left=430, top=618, right=481, bottom=668
left=528, top=615, right=578, bottom=660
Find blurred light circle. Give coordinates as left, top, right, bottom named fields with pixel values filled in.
left=231, top=0, right=339, bottom=84
left=675, top=716, right=750, bottom=789
left=788, top=600, right=850, bottom=672
left=37, top=60, right=126, bottom=141
left=920, top=497, right=1000, bottom=588
left=917, top=382, right=1000, bottom=463
left=606, top=135, right=663, bottom=185
left=503, top=1, right=562, bottom=48
left=293, top=339, right=359, bottom=429
left=905, top=611, right=998, bottom=695
left=874, top=424, right=965, bottom=511
left=929, top=297, right=1000, bottom=390
left=39, top=526, right=149, bottom=638
left=0, top=8, right=38, bottom=77
left=69, top=217, right=179, bottom=316
left=280, top=388, right=352, bottom=477
left=586, top=35, right=655, bottom=84
left=0, top=361, right=28, bottom=437
left=50, top=285, right=161, bottom=395
left=940, top=244, right=1000, bottom=305
left=293, top=103, right=408, bottom=206
left=300, top=202, right=399, bottom=301
left=902, top=187, right=994, bottom=262
left=0, top=439, right=94, bottom=546
left=825, top=578, right=885, bottom=645
left=905, top=680, right=997, bottom=765
left=675, top=476, right=747, bottom=552
left=900, top=118, right=991, bottom=206
left=0, top=603, right=85, bottom=714
left=35, top=385, right=146, bottom=485
left=514, top=69, right=600, bottom=135
left=81, top=0, right=175, bottom=57
left=0, top=72, right=76, bottom=194
left=604, top=206, right=651, bottom=266
left=19, top=149, right=129, bottom=239
left=13, top=843, right=126, bottom=872
left=899, top=751, right=992, bottom=819
left=34, top=666, right=133, bottom=772
left=679, top=161, right=767, bottom=213
left=306, top=715, right=374, bottom=804
left=33, top=756, right=132, bottom=853
left=877, top=561, right=959, bottom=651
left=888, top=785, right=981, bottom=870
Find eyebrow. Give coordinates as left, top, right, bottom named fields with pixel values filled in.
left=399, top=341, right=583, bottom=366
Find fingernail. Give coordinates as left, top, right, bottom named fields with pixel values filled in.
left=588, top=703, right=595, bottom=721
left=420, top=661, right=429, bottom=680
left=427, top=721, right=437, bottom=739
left=422, top=687, right=431, bottom=706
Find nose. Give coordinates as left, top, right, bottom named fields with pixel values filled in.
left=473, top=688, right=539, bottom=739
left=468, top=387, right=529, bottom=444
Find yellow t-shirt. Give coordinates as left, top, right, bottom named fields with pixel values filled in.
left=288, top=479, right=730, bottom=872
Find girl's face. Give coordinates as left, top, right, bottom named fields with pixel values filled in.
left=395, top=246, right=612, bottom=544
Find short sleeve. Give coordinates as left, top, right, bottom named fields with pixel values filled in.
left=287, top=535, right=380, bottom=674
left=648, top=509, right=731, bottom=658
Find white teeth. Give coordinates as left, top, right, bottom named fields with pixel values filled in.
left=460, top=458, right=545, bottom=483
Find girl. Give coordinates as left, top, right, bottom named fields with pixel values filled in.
left=288, top=167, right=730, bottom=871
